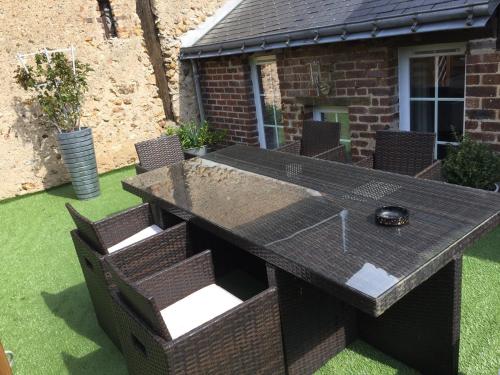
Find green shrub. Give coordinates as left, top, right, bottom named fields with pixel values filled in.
left=166, top=121, right=226, bottom=149
left=15, top=52, right=92, bottom=133
left=443, top=135, right=500, bottom=190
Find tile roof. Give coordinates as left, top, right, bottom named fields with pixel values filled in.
left=181, top=0, right=500, bottom=59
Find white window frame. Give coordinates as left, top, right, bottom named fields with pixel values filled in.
left=250, top=55, right=282, bottom=149
left=398, top=43, right=466, bottom=156
left=312, top=106, right=350, bottom=144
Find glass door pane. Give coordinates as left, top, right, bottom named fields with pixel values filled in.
left=410, top=57, right=435, bottom=136
left=410, top=101, right=434, bottom=133
left=408, top=53, right=465, bottom=159
left=410, top=57, right=435, bottom=98
left=438, top=101, right=464, bottom=143
left=255, top=62, right=284, bottom=149
left=438, top=55, right=465, bottom=98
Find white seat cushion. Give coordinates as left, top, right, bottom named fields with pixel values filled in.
left=160, top=284, right=242, bottom=339
left=107, top=225, right=162, bottom=253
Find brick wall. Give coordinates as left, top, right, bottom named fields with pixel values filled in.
left=466, top=39, right=500, bottom=152
left=276, top=42, right=399, bottom=160
left=200, top=56, right=259, bottom=145
left=198, top=38, right=500, bottom=157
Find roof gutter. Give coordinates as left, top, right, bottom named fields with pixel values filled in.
left=181, top=3, right=494, bottom=60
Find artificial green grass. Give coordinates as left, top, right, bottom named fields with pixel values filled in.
left=0, top=166, right=499, bottom=374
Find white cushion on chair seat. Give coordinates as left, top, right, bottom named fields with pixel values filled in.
left=160, top=284, right=243, bottom=339
left=107, top=225, right=162, bottom=253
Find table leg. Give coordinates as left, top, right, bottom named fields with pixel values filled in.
left=266, top=265, right=357, bottom=375
left=358, top=258, right=462, bottom=375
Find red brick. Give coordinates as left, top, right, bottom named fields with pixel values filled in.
left=335, top=62, right=355, bottom=70
left=482, top=74, right=500, bottom=85
left=466, top=75, right=480, bottom=85
left=466, top=55, right=482, bottom=64
left=346, top=70, right=367, bottom=79
left=482, top=53, right=500, bottom=63
left=465, top=120, right=479, bottom=130
left=468, top=132, right=496, bottom=142
left=359, top=115, right=378, bottom=123
left=481, top=122, right=500, bottom=132
left=350, top=106, right=368, bottom=114
left=466, top=109, right=496, bottom=119
left=482, top=99, right=500, bottom=109
left=350, top=124, right=369, bottom=131
left=467, top=63, right=498, bottom=74
left=466, top=86, right=497, bottom=97
left=466, top=98, right=480, bottom=109
left=352, top=140, right=368, bottom=147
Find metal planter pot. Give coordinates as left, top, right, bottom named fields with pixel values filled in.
left=57, top=127, right=100, bottom=200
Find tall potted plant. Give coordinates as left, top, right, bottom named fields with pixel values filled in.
left=15, top=50, right=100, bottom=199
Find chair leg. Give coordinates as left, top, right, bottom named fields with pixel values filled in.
left=358, top=258, right=462, bottom=375
left=267, top=265, right=357, bottom=375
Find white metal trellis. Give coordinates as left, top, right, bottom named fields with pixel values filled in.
left=17, top=46, right=77, bottom=76
left=16, top=46, right=81, bottom=132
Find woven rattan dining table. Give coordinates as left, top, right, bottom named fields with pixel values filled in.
left=123, top=145, right=500, bottom=375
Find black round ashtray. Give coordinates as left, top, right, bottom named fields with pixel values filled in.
left=375, top=206, right=409, bottom=227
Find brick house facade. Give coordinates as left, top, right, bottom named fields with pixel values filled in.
left=197, top=35, right=500, bottom=160
left=200, top=57, right=259, bottom=145
left=465, top=40, right=500, bottom=152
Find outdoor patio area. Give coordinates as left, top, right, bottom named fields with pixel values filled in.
left=1, top=165, right=499, bottom=375
left=4, top=0, right=500, bottom=373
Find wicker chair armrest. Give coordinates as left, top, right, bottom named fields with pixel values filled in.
left=355, top=154, right=374, bottom=169
left=415, top=160, right=443, bottom=181
left=70, top=230, right=108, bottom=282
left=135, top=164, right=149, bottom=175
left=110, top=291, right=171, bottom=371
left=169, top=287, right=285, bottom=374
left=312, top=144, right=346, bottom=163
left=275, top=140, right=301, bottom=155
left=136, top=250, right=215, bottom=309
left=104, top=222, right=189, bottom=283
left=94, top=203, right=154, bottom=249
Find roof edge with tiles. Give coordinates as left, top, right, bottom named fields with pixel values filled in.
left=181, top=1, right=499, bottom=60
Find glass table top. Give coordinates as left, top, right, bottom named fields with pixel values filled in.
left=124, top=146, right=500, bottom=313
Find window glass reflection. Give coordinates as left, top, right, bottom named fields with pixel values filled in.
left=410, top=57, right=435, bottom=98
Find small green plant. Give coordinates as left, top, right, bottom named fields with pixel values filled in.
left=166, top=121, right=226, bottom=149
left=443, top=134, right=500, bottom=190
left=15, top=52, right=92, bottom=133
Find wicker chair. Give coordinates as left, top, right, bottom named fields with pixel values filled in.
left=67, top=203, right=190, bottom=348
left=276, top=121, right=346, bottom=162
left=108, top=250, right=286, bottom=375
left=356, top=130, right=443, bottom=180
left=134, top=135, right=184, bottom=174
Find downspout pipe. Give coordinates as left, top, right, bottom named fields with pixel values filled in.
left=191, top=59, right=206, bottom=124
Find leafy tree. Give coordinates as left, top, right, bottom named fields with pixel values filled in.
left=15, top=52, right=92, bottom=133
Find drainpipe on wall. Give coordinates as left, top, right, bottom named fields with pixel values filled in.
left=191, top=59, right=206, bottom=124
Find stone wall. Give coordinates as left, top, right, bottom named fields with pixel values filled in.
left=138, top=0, right=227, bottom=123
left=0, top=0, right=166, bottom=199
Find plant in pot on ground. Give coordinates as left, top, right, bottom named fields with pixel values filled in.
left=15, top=50, right=99, bottom=200
left=166, top=121, right=227, bottom=156
left=443, top=134, right=500, bottom=192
